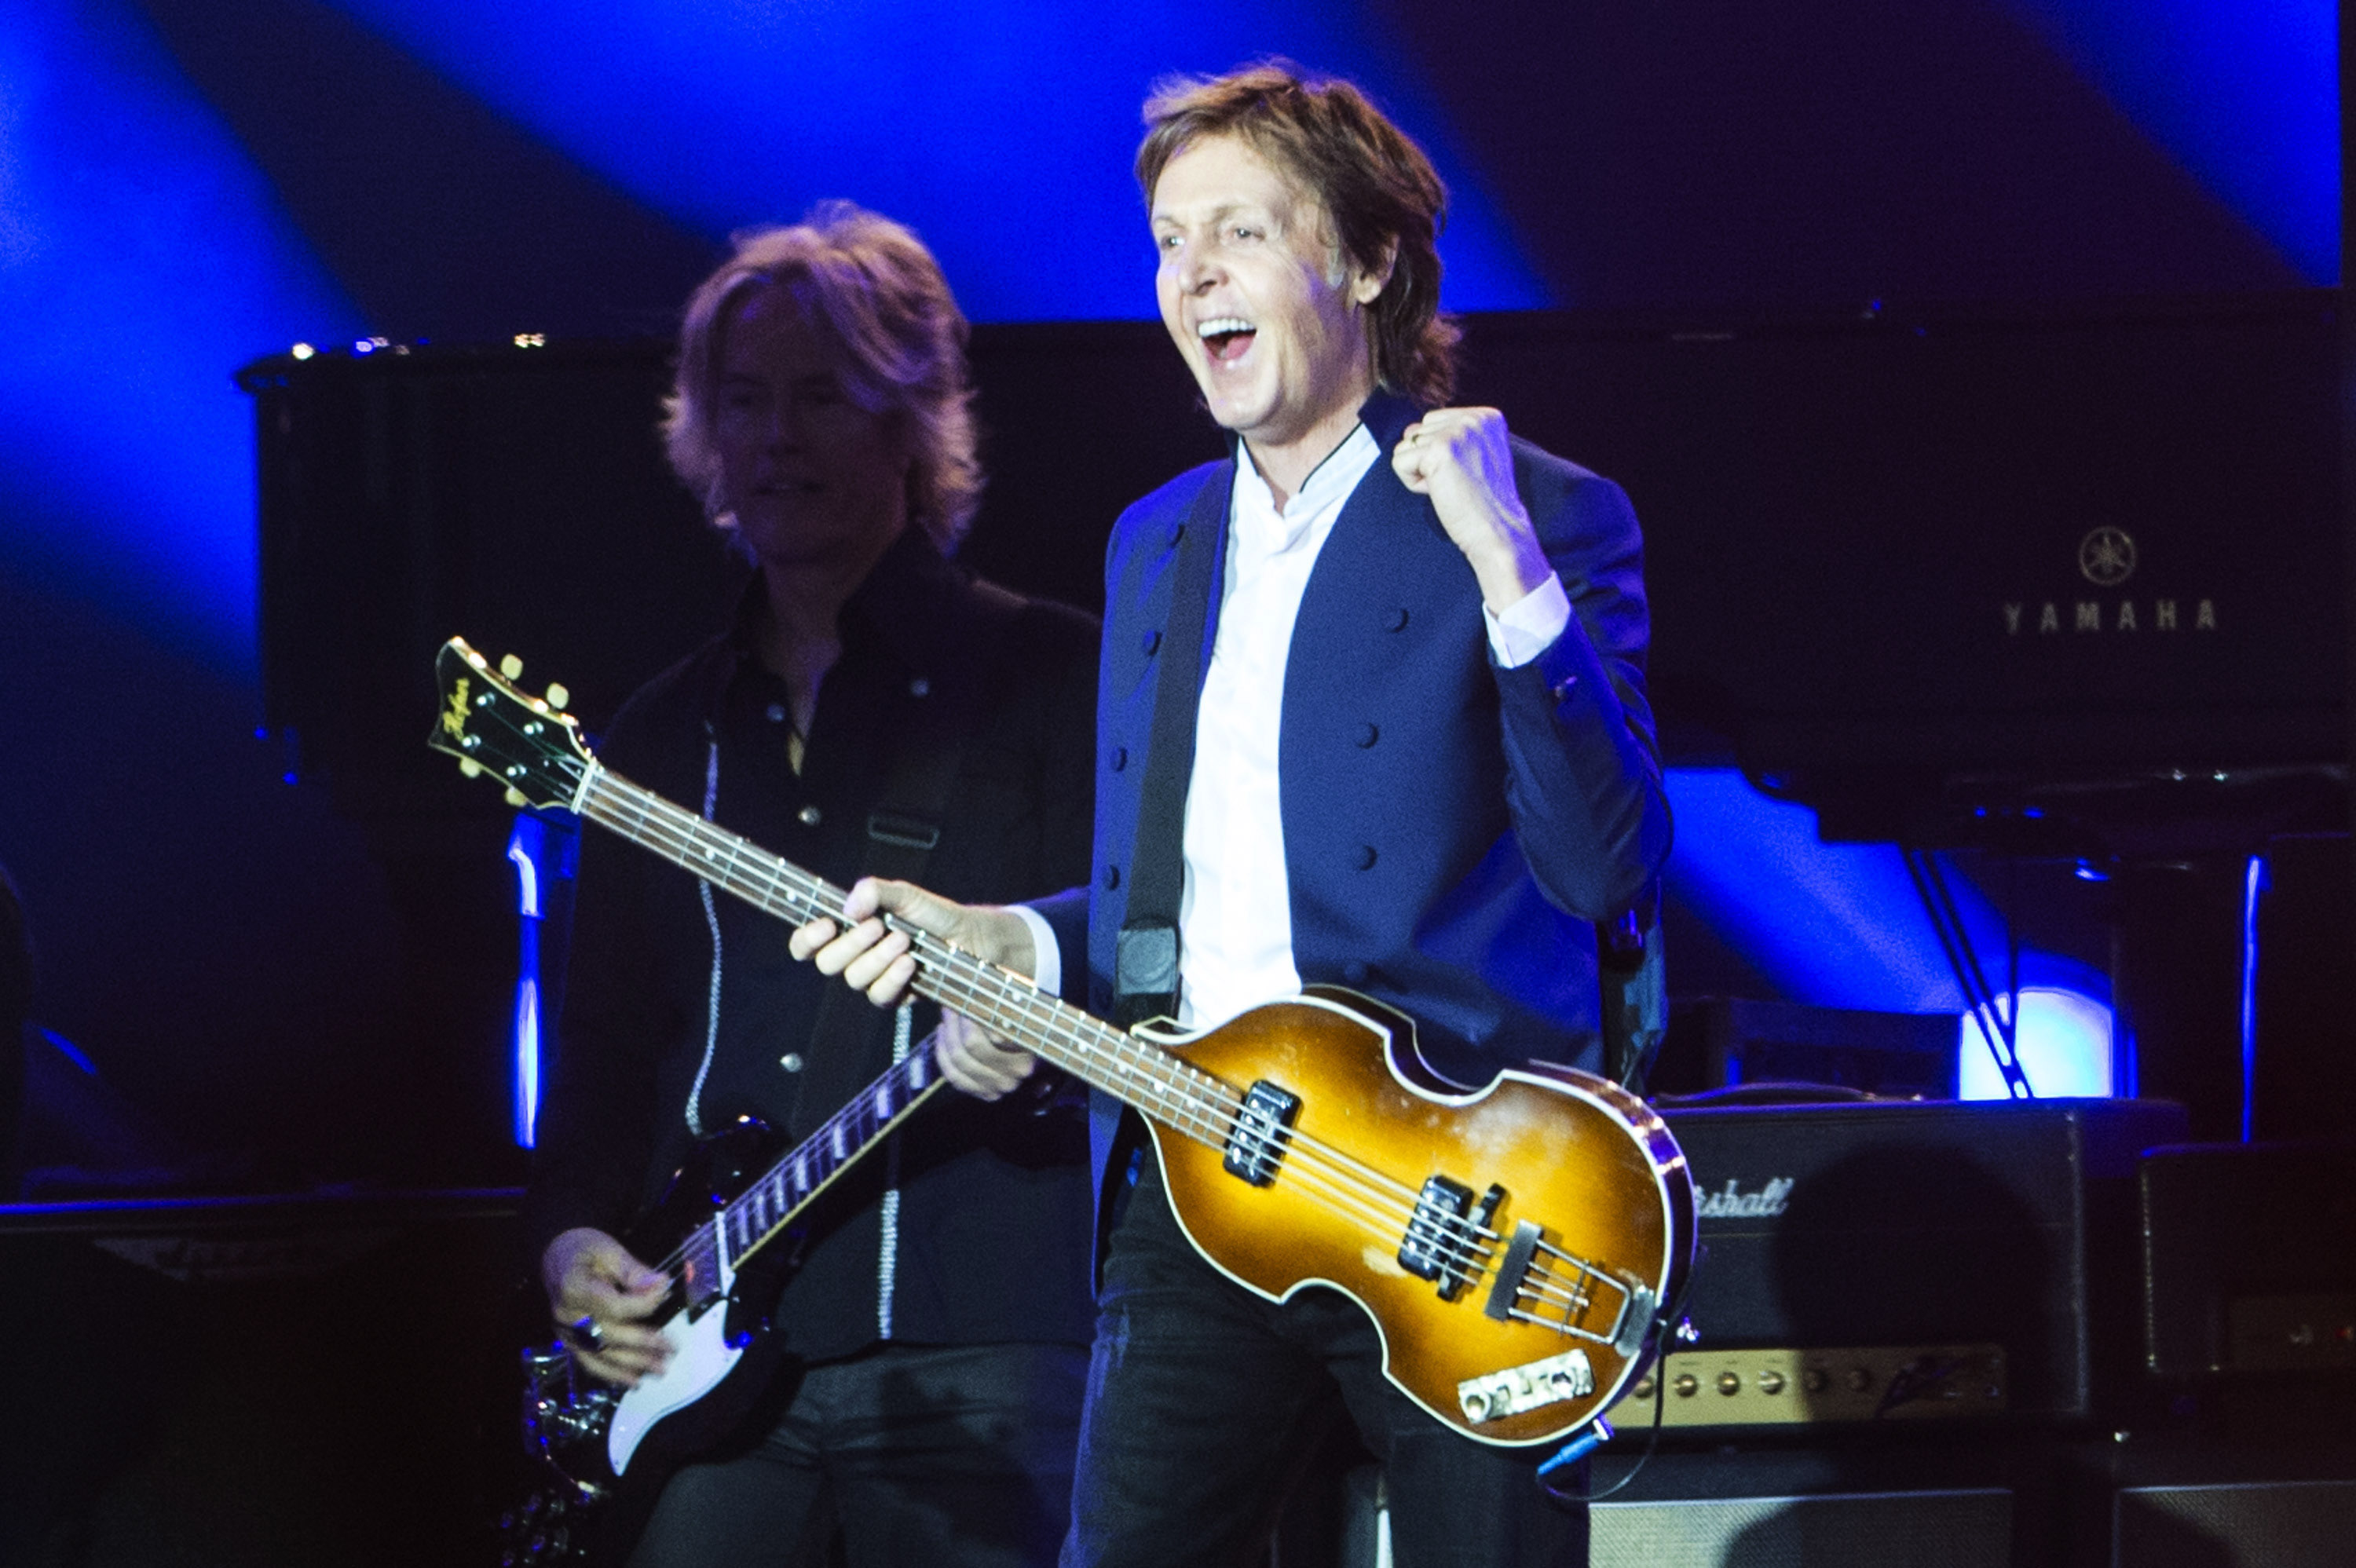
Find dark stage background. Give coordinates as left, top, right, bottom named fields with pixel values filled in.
left=0, top=0, right=2338, bottom=1196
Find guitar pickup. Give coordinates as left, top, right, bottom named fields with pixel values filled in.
left=1399, top=1175, right=1487, bottom=1296
left=1222, top=1080, right=1300, bottom=1186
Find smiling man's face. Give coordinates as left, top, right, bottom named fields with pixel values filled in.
left=1151, top=134, right=1385, bottom=470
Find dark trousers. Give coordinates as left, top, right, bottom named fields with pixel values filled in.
left=627, top=1340, right=1088, bottom=1568
left=1062, top=1155, right=1589, bottom=1568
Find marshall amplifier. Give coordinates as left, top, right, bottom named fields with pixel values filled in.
left=1656, top=1097, right=2188, bottom=1425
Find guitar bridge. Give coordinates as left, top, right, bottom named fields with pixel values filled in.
left=1222, top=1080, right=1300, bottom=1186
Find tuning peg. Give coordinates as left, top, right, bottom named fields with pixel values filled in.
left=500, top=653, right=524, bottom=680
left=459, top=759, right=484, bottom=778
left=544, top=682, right=569, bottom=711
left=505, top=788, right=529, bottom=807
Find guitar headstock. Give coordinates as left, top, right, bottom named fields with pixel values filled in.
left=428, top=637, right=595, bottom=811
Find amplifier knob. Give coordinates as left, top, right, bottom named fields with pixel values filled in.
left=1673, top=1374, right=1699, bottom=1398
left=1631, top=1376, right=1655, bottom=1401
left=1758, top=1369, right=1787, bottom=1394
left=1716, top=1372, right=1742, bottom=1395
left=1846, top=1368, right=1874, bottom=1393
left=1802, top=1367, right=1828, bottom=1394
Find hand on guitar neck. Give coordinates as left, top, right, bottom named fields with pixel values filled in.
left=790, top=877, right=1041, bottom=1102
left=542, top=1226, right=675, bottom=1385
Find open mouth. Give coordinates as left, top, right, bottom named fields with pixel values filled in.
left=1197, top=316, right=1257, bottom=364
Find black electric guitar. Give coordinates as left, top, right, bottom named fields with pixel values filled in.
left=496, top=1078, right=946, bottom=1563
left=436, top=636, right=1694, bottom=1480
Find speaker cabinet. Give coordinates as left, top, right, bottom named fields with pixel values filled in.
left=0, top=1190, right=525, bottom=1566
left=2113, top=1479, right=2355, bottom=1568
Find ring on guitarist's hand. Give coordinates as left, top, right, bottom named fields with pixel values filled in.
left=569, top=1314, right=606, bottom=1354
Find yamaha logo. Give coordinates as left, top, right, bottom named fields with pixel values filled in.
left=2078, top=526, right=2138, bottom=587
left=2000, top=527, right=2216, bottom=637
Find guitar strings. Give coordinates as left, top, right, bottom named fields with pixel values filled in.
left=591, top=770, right=1617, bottom=1321
left=531, top=736, right=1635, bottom=1332
left=586, top=769, right=1602, bottom=1315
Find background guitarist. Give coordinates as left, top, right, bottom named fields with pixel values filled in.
left=524, top=204, right=1102, bottom=1566
left=796, top=64, right=1674, bottom=1566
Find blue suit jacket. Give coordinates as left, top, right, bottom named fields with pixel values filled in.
left=1038, top=391, right=1672, bottom=1201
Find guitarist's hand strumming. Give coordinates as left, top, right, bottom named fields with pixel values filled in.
left=543, top=1226, right=675, bottom=1386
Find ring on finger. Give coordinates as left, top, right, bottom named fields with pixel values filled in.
left=569, top=1314, right=607, bottom=1354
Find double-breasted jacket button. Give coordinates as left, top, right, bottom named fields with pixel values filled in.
left=1103, top=864, right=1122, bottom=890
left=1353, top=846, right=1377, bottom=870
left=1109, top=745, right=1128, bottom=772
left=1355, top=723, right=1379, bottom=749
left=1383, top=607, right=1410, bottom=632
left=1141, top=628, right=1162, bottom=656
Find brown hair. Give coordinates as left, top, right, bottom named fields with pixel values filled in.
left=1137, top=61, right=1458, bottom=408
left=664, top=202, right=982, bottom=550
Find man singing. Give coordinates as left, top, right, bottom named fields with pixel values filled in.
left=798, top=64, right=1670, bottom=1565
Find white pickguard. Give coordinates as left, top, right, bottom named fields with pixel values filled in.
left=605, top=1302, right=743, bottom=1476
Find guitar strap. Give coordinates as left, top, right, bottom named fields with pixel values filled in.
left=1597, top=883, right=1666, bottom=1092
left=792, top=578, right=1028, bottom=1137
left=1112, top=468, right=1232, bottom=1029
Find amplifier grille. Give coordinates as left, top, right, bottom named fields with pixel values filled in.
left=1593, top=1486, right=2010, bottom=1568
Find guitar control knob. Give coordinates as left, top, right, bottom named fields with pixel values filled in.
left=501, top=654, right=525, bottom=679
left=545, top=682, right=569, bottom=711
left=461, top=759, right=484, bottom=778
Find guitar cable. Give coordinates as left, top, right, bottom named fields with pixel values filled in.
left=1537, top=1245, right=1705, bottom=1508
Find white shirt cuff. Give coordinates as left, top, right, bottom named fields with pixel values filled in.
left=1483, top=573, right=1571, bottom=668
left=1007, top=902, right=1061, bottom=998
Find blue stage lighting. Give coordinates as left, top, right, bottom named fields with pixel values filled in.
left=1960, top=988, right=2115, bottom=1099
left=2003, top=0, right=2338, bottom=281
left=508, top=815, right=547, bottom=1147
left=0, top=0, right=361, bottom=671
left=320, top=0, right=1549, bottom=319
left=1664, top=769, right=2006, bottom=1014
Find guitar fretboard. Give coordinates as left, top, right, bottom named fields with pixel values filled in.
left=671, top=1047, right=945, bottom=1288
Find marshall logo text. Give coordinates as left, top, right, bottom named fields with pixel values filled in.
left=1696, top=1177, right=1794, bottom=1220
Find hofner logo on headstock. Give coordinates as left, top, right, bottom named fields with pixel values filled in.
left=2002, top=526, right=2216, bottom=637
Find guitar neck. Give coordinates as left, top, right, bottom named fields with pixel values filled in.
left=574, top=767, right=1244, bottom=1153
